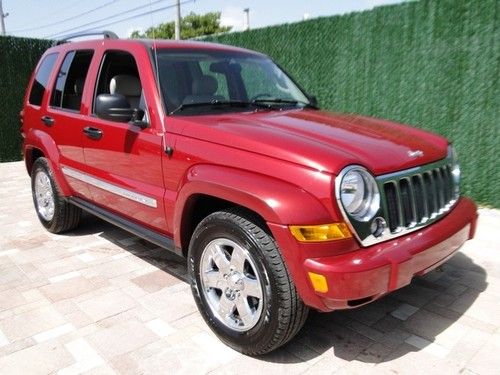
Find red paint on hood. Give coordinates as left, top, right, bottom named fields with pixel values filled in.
left=173, top=109, right=448, bottom=176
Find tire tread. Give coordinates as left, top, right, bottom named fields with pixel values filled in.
left=211, top=208, right=309, bottom=355
left=32, top=157, right=81, bottom=233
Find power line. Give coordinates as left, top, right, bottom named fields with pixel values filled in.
left=36, top=0, right=82, bottom=19
left=63, top=0, right=194, bottom=38
left=46, top=0, right=168, bottom=38
left=10, top=0, right=120, bottom=33
left=48, top=0, right=194, bottom=39
left=13, top=0, right=81, bottom=30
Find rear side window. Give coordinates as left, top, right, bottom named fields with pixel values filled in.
left=28, top=53, right=58, bottom=106
left=51, top=50, right=94, bottom=111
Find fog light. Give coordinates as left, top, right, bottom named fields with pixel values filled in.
left=370, top=217, right=386, bottom=237
left=290, top=223, right=352, bottom=242
left=308, top=272, right=328, bottom=293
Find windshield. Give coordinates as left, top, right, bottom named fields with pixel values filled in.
left=156, top=48, right=311, bottom=115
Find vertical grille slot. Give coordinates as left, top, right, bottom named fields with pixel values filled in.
left=412, top=175, right=425, bottom=222
left=442, top=166, right=453, bottom=203
left=384, top=182, right=399, bottom=232
left=423, top=172, right=436, bottom=215
left=399, top=179, right=414, bottom=227
left=433, top=169, right=445, bottom=210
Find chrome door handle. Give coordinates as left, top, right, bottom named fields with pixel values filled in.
left=83, top=126, right=103, bottom=140
left=41, top=116, right=54, bottom=126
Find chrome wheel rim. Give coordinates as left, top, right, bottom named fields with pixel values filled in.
left=200, top=238, right=264, bottom=332
left=34, top=170, right=55, bottom=221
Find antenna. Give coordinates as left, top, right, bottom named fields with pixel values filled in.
left=148, top=0, right=167, bottom=144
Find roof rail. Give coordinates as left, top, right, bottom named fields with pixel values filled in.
left=52, top=30, right=118, bottom=46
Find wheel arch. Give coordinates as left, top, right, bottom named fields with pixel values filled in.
left=174, top=164, right=332, bottom=253
left=24, top=146, right=45, bottom=176
left=23, top=129, right=72, bottom=195
left=179, top=193, right=268, bottom=256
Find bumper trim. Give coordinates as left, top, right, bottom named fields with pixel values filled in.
left=271, top=197, right=477, bottom=312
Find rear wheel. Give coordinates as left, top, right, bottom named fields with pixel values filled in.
left=31, top=157, right=81, bottom=233
left=188, top=208, right=309, bottom=355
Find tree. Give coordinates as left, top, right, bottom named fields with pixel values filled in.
left=130, top=12, right=231, bottom=39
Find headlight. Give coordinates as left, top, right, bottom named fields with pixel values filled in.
left=339, top=166, right=380, bottom=222
left=449, top=145, right=460, bottom=197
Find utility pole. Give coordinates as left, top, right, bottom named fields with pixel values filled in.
left=174, top=0, right=181, bottom=40
left=243, top=8, right=250, bottom=31
left=0, top=0, right=9, bottom=36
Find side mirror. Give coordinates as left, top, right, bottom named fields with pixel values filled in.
left=95, top=94, right=135, bottom=123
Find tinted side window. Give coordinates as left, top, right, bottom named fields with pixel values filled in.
left=28, top=53, right=58, bottom=106
left=94, top=50, right=146, bottom=118
left=51, top=50, right=94, bottom=111
left=94, top=51, right=140, bottom=99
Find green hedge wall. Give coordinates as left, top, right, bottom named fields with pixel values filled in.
left=206, top=0, right=499, bottom=207
left=0, top=0, right=498, bottom=207
left=0, top=36, right=51, bottom=162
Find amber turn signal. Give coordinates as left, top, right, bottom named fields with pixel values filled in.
left=289, top=223, right=352, bottom=242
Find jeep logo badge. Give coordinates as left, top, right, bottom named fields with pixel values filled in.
left=408, top=150, right=424, bottom=158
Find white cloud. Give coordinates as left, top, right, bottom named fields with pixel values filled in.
left=220, top=6, right=246, bottom=31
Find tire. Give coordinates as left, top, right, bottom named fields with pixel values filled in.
left=31, top=157, right=81, bottom=233
left=188, top=208, right=309, bottom=355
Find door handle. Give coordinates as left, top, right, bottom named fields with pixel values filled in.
left=41, top=116, right=54, bottom=127
left=83, top=126, right=103, bottom=140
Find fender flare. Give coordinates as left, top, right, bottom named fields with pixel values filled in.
left=24, top=128, right=72, bottom=196
left=174, top=164, right=332, bottom=245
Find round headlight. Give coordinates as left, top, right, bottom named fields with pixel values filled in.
left=339, top=167, right=380, bottom=221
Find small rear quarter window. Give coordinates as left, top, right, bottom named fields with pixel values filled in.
left=28, top=53, right=58, bottom=106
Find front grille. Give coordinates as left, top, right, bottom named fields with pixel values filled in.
left=382, top=164, right=456, bottom=233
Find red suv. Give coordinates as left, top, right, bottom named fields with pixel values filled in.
left=21, top=32, right=477, bottom=355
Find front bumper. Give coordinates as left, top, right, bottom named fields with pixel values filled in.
left=268, top=197, right=477, bottom=311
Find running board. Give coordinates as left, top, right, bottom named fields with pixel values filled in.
left=68, top=197, right=182, bottom=256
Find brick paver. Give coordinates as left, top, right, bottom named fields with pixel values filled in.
left=0, top=161, right=499, bottom=374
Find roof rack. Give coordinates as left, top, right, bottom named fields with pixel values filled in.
left=52, top=30, right=118, bottom=46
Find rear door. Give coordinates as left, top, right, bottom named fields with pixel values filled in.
left=81, top=48, right=168, bottom=233
left=46, top=49, right=95, bottom=200
left=23, top=52, right=59, bottom=157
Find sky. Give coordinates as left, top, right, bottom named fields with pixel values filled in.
left=3, top=0, right=407, bottom=40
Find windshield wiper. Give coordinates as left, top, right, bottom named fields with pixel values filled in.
left=170, top=100, right=252, bottom=115
left=170, top=98, right=316, bottom=115
left=251, top=98, right=317, bottom=109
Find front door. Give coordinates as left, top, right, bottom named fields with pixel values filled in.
left=81, top=49, right=167, bottom=233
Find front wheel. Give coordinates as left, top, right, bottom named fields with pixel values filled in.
left=188, top=208, right=308, bottom=355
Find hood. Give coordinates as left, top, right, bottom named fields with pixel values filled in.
left=174, top=109, right=449, bottom=176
